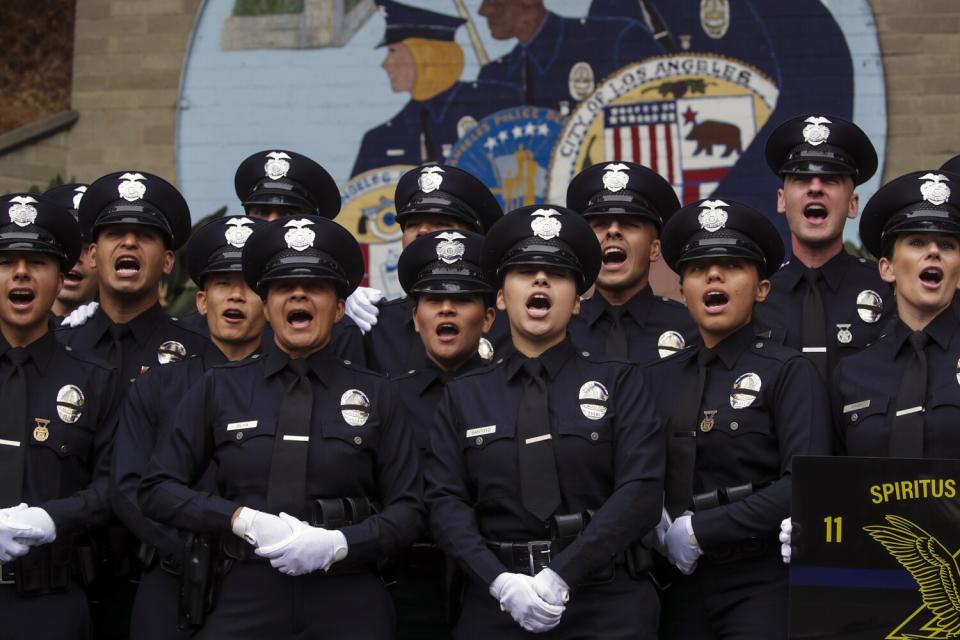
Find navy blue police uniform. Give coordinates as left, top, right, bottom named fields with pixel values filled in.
left=834, top=170, right=960, bottom=458
left=111, top=215, right=267, bottom=639
left=566, top=161, right=696, bottom=364
left=390, top=229, right=496, bottom=640
left=0, top=193, right=122, bottom=639
left=755, top=114, right=890, bottom=379
left=425, top=206, right=664, bottom=639
left=365, top=165, right=510, bottom=375
left=140, top=215, right=423, bottom=639
left=649, top=199, right=832, bottom=639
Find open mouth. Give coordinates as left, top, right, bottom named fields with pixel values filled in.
left=526, top=292, right=552, bottom=318
left=9, top=288, right=35, bottom=308
left=920, top=266, right=944, bottom=287
left=703, top=289, right=729, bottom=314
left=436, top=322, right=460, bottom=340
left=286, top=309, right=313, bottom=329
left=602, top=246, right=628, bottom=267
left=114, top=256, right=141, bottom=277
left=222, top=308, right=246, bottom=323
left=803, top=203, right=828, bottom=222
left=64, top=270, right=83, bottom=286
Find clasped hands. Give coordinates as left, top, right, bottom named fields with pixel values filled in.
left=0, top=503, right=57, bottom=562
left=232, top=508, right=347, bottom=577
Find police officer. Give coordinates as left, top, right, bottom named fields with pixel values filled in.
left=391, top=229, right=496, bottom=639
left=648, top=199, right=831, bottom=639
left=111, top=215, right=267, bottom=639
left=365, top=164, right=508, bottom=375
left=140, top=214, right=423, bottom=639
left=566, top=161, right=696, bottom=363
left=756, top=114, right=888, bottom=380
left=0, top=192, right=121, bottom=639
left=44, top=184, right=97, bottom=320
left=426, top=206, right=664, bottom=638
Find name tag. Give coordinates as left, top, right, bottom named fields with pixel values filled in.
left=227, top=421, right=258, bottom=431
left=466, top=425, right=496, bottom=438
left=843, top=400, right=871, bottom=413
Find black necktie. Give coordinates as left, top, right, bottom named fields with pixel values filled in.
left=890, top=331, right=929, bottom=458
left=605, top=306, right=629, bottom=359
left=267, top=359, right=314, bottom=516
left=521, top=49, right=534, bottom=105
left=801, top=268, right=828, bottom=380
left=107, top=323, right=130, bottom=377
left=0, top=349, right=29, bottom=506
left=517, top=359, right=561, bottom=521
left=665, top=347, right=714, bottom=517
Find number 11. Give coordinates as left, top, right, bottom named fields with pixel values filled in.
left=824, top=516, right=843, bottom=543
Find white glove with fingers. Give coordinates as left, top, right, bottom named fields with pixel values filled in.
left=6, top=507, right=56, bottom=545
left=664, top=513, right=702, bottom=575
left=0, top=505, right=38, bottom=563
left=532, top=567, right=570, bottom=606
left=231, top=507, right=297, bottom=549
left=344, top=287, right=384, bottom=333
left=255, top=513, right=348, bottom=576
left=780, top=517, right=793, bottom=564
left=490, top=572, right=564, bottom=633
left=60, top=301, right=99, bottom=328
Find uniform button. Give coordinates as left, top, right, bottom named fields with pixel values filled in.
left=590, top=431, right=599, bottom=441
left=236, top=432, right=243, bottom=441
left=353, top=436, right=362, bottom=445
left=475, top=437, right=483, bottom=446
left=851, top=413, right=859, bottom=422
left=730, top=422, right=739, bottom=431
left=582, top=351, right=590, bottom=357
left=59, top=444, right=68, bottom=453
left=407, top=370, right=415, bottom=375
left=754, top=342, right=763, bottom=349
left=344, top=360, right=352, bottom=365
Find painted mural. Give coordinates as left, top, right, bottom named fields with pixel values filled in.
left=176, top=0, right=886, bottom=296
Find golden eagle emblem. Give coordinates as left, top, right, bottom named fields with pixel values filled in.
left=865, top=515, right=960, bottom=639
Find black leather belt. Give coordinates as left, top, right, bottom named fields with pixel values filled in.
left=692, top=481, right=773, bottom=512
left=487, top=540, right=554, bottom=577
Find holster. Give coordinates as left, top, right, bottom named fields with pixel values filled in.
left=177, top=533, right=218, bottom=631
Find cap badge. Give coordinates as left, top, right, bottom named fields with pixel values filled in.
left=118, top=173, right=147, bottom=202
left=418, top=166, right=444, bottom=193
left=56, top=385, right=85, bottom=424
left=919, top=173, right=951, bottom=206
left=530, top=208, right=562, bottom=240
left=264, top=152, right=291, bottom=180
left=578, top=381, right=609, bottom=420
left=72, top=186, right=87, bottom=210
left=435, top=231, right=466, bottom=264
left=340, top=389, right=371, bottom=427
left=224, top=217, right=255, bottom=248
left=697, top=200, right=728, bottom=232
left=8, top=196, right=39, bottom=227
left=802, top=116, right=832, bottom=146
left=730, top=372, right=761, bottom=409
left=284, top=218, right=316, bottom=251
left=657, top=330, right=686, bottom=359
left=602, top=163, right=630, bottom=192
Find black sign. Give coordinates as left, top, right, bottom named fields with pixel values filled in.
left=790, top=455, right=960, bottom=640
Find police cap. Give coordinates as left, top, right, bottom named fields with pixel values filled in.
left=241, top=215, right=363, bottom=299
left=0, top=193, right=82, bottom=271
left=860, top=170, right=960, bottom=258
left=234, top=150, right=341, bottom=219
left=940, top=154, right=960, bottom=175
left=185, top=215, right=267, bottom=287
left=661, top=199, right=784, bottom=278
left=566, top=161, right=680, bottom=231
left=79, top=171, right=192, bottom=250
left=482, top=205, right=601, bottom=295
left=376, top=0, right=464, bottom=47
left=43, top=183, right=90, bottom=242
left=395, top=164, right=502, bottom=233
left=765, top=114, right=877, bottom=185
left=398, top=229, right=493, bottom=297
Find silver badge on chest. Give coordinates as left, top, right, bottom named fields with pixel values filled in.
left=919, top=173, right=951, bottom=206
left=836, top=324, right=853, bottom=344
left=435, top=231, right=466, bottom=264
left=157, top=341, right=187, bottom=364
left=284, top=218, right=316, bottom=251
left=568, top=62, right=595, bottom=101
left=340, top=389, right=371, bottom=427
left=118, top=173, right=147, bottom=202
left=657, top=331, right=686, bottom=359
left=602, top=163, right=630, bottom=192
left=697, top=200, right=728, bottom=232
left=700, top=0, right=730, bottom=39
left=224, top=217, right=255, bottom=248
left=418, top=166, right=444, bottom=193
left=578, top=381, right=609, bottom=420
left=56, top=385, right=85, bottom=424
left=856, top=290, right=883, bottom=324
left=478, top=337, right=494, bottom=362
left=8, top=196, right=39, bottom=227
left=530, top=208, right=562, bottom=240
left=264, top=152, right=291, bottom=180
left=802, top=116, right=831, bottom=146
left=729, top=372, right=761, bottom=409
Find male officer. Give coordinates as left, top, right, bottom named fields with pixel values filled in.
left=44, top=184, right=98, bottom=319
left=364, top=164, right=507, bottom=375
left=755, top=114, right=888, bottom=380
left=648, top=198, right=831, bottom=639
left=567, top=161, right=696, bottom=363
left=0, top=192, right=121, bottom=639
left=111, top=215, right=267, bottom=639
left=57, top=170, right=207, bottom=640
left=391, top=230, right=496, bottom=639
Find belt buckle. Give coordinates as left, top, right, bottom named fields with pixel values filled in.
left=0, top=564, right=15, bottom=585
left=525, top=541, right=552, bottom=576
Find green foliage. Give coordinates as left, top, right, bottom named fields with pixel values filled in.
left=27, top=173, right=70, bottom=194
left=844, top=240, right=875, bottom=261
left=232, top=0, right=304, bottom=16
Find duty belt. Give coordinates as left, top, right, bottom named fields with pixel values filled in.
left=691, top=480, right=773, bottom=512
left=1, top=538, right=75, bottom=595
left=137, top=542, right=184, bottom=575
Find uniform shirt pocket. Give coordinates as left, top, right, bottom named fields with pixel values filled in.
left=214, top=418, right=276, bottom=447
left=32, top=422, right=94, bottom=462
left=842, top=397, right=888, bottom=429
left=320, top=416, right=382, bottom=452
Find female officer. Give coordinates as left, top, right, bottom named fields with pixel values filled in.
left=648, top=199, right=831, bottom=639
left=140, top=215, right=422, bottom=639
left=425, top=206, right=664, bottom=638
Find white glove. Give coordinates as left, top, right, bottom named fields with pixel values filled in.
left=654, top=506, right=673, bottom=553
left=6, top=507, right=56, bottom=545
left=532, top=567, right=570, bottom=606
left=255, top=513, right=348, bottom=576
left=0, top=505, right=37, bottom=563
left=490, top=572, right=564, bottom=633
left=344, top=286, right=384, bottom=333
left=231, top=507, right=297, bottom=549
left=664, top=513, right=702, bottom=575
left=780, top=517, right=792, bottom=564
left=60, top=301, right=99, bottom=328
